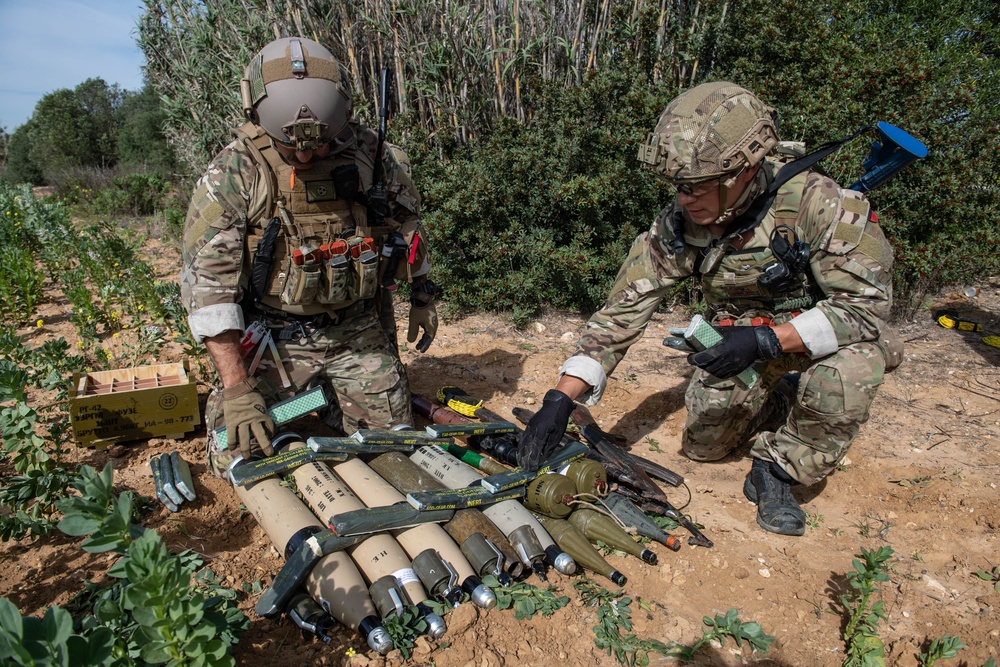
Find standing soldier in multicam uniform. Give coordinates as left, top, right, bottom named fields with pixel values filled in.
left=180, top=37, right=437, bottom=477
left=518, top=82, right=902, bottom=536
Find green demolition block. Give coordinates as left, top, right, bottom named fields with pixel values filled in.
left=684, top=314, right=759, bottom=389
left=212, top=386, right=328, bottom=450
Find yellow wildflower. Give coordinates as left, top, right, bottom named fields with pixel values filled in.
left=36, top=319, right=44, bottom=327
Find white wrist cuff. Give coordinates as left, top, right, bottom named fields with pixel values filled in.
left=789, top=308, right=839, bottom=358
left=559, top=356, right=607, bottom=406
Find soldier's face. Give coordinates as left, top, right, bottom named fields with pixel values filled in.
left=678, top=166, right=756, bottom=226
left=272, top=140, right=332, bottom=168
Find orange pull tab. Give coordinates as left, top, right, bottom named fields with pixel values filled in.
left=290, top=168, right=296, bottom=190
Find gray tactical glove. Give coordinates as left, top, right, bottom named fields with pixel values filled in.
left=222, top=377, right=274, bottom=460
left=408, top=280, right=438, bottom=353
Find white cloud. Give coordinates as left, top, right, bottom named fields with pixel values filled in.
left=0, top=0, right=145, bottom=130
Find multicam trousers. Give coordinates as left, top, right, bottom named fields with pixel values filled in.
left=206, top=304, right=411, bottom=478
left=682, top=341, right=887, bottom=485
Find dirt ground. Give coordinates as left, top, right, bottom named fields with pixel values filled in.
left=3, top=237, right=999, bottom=667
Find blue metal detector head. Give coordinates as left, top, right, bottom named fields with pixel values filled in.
left=849, top=121, right=928, bottom=193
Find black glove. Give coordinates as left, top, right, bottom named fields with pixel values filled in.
left=517, top=389, right=576, bottom=470
left=688, top=325, right=782, bottom=379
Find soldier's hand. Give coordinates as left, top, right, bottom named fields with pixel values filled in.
left=222, top=377, right=275, bottom=460
left=688, top=325, right=782, bottom=379
left=408, top=280, right=438, bottom=353
left=517, top=389, right=576, bottom=470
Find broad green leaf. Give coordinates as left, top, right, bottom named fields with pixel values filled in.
left=0, top=599, right=24, bottom=639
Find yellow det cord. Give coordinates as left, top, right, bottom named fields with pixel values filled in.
left=936, top=311, right=984, bottom=333
left=437, top=386, right=483, bottom=417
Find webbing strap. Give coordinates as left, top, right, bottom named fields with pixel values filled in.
left=724, top=125, right=873, bottom=240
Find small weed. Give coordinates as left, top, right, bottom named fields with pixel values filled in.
left=518, top=342, right=537, bottom=352
left=911, top=551, right=925, bottom=563
left=805, top=597, right=826, bottom=620
left=381, top=605, right=428, bottom=660
left=974, top=564, right=1000, bottom=593
left=573, top=578, right=773, bottom=665
left=484, top=575, right=569, bottom=619
left=805, top=511, right=824, bottom=530
left=241, top=579, right=264, bottom=595
left=645, top=436, right=663, bottom=454
left=852, top=516, right=873, bottom=538
left=918, top=634, right=965, bottom=666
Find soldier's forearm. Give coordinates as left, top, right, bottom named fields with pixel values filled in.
left=204, top=330, right=248, bottom=388
left=553, top=374, right=592, bottom=402
left=772, top=322, right=807, bottom=355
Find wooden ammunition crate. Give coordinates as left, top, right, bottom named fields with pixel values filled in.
left=69, top=361, right=200, bottom=448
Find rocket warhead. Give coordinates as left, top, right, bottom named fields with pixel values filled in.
left=417, top=603, right=447, bottom=639
left=462, top=576, right=497, bottom=609
left=358, top=615, right=393, bottom=654
left=545, top=545, right=577, bottom=575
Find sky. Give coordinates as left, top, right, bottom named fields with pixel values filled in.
left=0, top=0, right=146, bottom=132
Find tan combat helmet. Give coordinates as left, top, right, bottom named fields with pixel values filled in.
left=241, top=37, right=352, bottom=151
left=637, top=81, right=778, bottom=186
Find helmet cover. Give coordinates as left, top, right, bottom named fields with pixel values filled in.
left=637, top=81, right=778, bottom=183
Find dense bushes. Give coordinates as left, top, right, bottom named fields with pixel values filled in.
left=410, top=67, right=677, bottom=322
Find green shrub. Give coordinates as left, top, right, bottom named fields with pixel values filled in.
left=413, top=66, right=675, bottom=323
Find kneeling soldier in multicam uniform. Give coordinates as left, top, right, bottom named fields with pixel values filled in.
left=518, top=81, right=903, bottom=536
left=180, top=37, right=437, bottom=477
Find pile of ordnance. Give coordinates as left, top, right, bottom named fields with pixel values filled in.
left=214, top=387, right=708, bottom=653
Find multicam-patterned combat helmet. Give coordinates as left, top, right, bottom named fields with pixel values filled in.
left=240, top=37, right=352, bottom=151
left=637, top=81, right=778, bottom=187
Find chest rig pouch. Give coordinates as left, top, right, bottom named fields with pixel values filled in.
left=699, top=172, right=816, bottom=319
left=238, top=123, right=386, bottom=311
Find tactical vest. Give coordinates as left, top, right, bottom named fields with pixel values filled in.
left=235, top=122, right=395, bottom=316
left=694, top=171, right=816, bottom=324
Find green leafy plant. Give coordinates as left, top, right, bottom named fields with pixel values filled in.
left=693, top=609, right=776, bottom=657
left=974, top=564, right=1000, bottom=593
left=573, top=578, right=774, bottom=665
left=380, top=605, right=428, bottom=660
left=484, top=575, right=570, bottom=620
left=0, top=245, right=44, bottom=324
left=104, top=531, right=246, bottom=665
left=55, top=463, right=143, bottom=554
left=0, top=599, right=116, bottom=667
left=840, top=546, right=894, bottom=667
left=918, top=635, right=965, bottom=666
left=0, top=360, right=77, bottom=542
